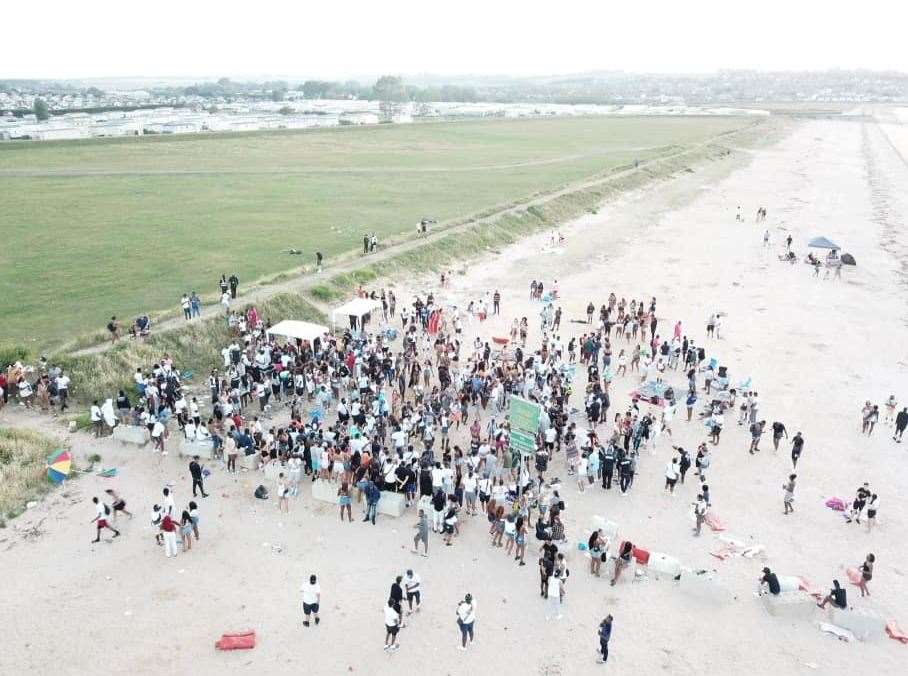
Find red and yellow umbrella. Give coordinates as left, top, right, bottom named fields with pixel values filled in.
left=47, top=449, right=72, bottom=484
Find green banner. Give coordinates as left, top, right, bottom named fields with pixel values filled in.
left=509, top=429, right=537, bottom=456
left=509, top=395, right=541, bottom=433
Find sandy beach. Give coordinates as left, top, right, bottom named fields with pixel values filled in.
left=3, top=117, right=907, bottom=675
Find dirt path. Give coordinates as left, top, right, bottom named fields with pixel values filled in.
left=68, top=123, right=762, bottom=357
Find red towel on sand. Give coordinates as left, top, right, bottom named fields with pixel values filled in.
left=215, top=630, right=256, bottom=651
left=886, top=622, right=908, bottom=644
left=705, top=513, right=726, bottom=532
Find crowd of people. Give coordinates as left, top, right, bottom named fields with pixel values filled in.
left=3, top=263, right=897, bottom=663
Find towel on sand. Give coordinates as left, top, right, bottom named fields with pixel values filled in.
left=215, top=630, right=256, bottom=651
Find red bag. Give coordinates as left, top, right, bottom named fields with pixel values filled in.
left=632, top=547, right=650, bottom=565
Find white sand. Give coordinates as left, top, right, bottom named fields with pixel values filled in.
left=2, top=118, right=907, bottom=675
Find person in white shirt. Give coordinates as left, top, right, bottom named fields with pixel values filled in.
left=456, top=593, right=476, bottom=650
left=151, top=420, right=166, bottom=453
left=545, top=570, right=563, bottom=621
left=301, top=574, right=321, bottom=627
left=89, top=400, right=103, bottom=437
left=404, top=569, right=421, bottom=613
left=383, top=600, right=401, bottom=651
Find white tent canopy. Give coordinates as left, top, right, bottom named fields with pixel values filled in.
left=266, top=320, right=330, bottom=343
left=332, top=297, right=381, bottom=327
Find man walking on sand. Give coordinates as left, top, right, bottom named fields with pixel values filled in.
left=894, top=407, right=907, bottom=442
left=456, top=593, right=476, bottom=651
left=791, top=432, right=804, bottom=468
left=783, top=474, right=796, bottom=514
left=91, top=496, right=120, bottom=543
left=189, top=456, right=209, bottom=498
left=413, top=508, right=429, bottom=556
left=301, top=574, right=321, bottom=627
left=597, top=615, right=613, bottom=664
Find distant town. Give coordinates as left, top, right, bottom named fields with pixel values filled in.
left=3, top=69, right=904, bottom=142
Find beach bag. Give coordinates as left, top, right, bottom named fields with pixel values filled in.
left=254, top=485, right=269, bottom=500
left=824, top=497, right=846, bottom=511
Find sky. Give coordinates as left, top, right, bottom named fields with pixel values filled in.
left=4, top=0, right=907, bottom=80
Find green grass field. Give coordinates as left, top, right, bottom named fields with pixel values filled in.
left=0, top=116, right=751, bottom=349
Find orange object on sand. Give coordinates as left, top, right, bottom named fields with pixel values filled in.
left=215, top=630, right=256, bottom=651
left=845, top=567, right=863, bottom=586
left=492, top=336, right=510, bottom=346
left=632, top=547, right=650, bottom=565
left=886, top=621, right=908, bottom=644
left=704, top=513, right=726, bottom=532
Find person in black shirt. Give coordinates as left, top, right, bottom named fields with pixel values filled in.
left=228, top=274, right=239, bottom=298
left=790, top=432, right=804, bottom=468
left=771, top=421, right=788, bottom=452
left=894, top=408, right=908, bottom=442
left=189, top=456, right=209, bottom=498
left=817, top=580, right=847, bottom=609
left=389, top=576, right=405, bottom=626
left=759, top=567, right=781, bottom=595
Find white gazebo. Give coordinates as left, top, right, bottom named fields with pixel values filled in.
left=265, top=320, right=330, bottom=343
left=332, top=297, right=382, bottom=329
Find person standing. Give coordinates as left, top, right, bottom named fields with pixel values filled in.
left=782, top=474, right=796, bottom=514
left=404, top=569, right=421, bottom=614
left=383, top=600, right=401, bottom=652
left=90, top=496, right=120, bottom=543
left=189, top=456, right=209, bottom=498
left=301, top=574, right=321, bottom=627
left=412, top=508, right=429, bottom=556
left=693, top=493, right=709, bottom=536
left=790, top=432, right=804, bottom=468
left=771, top=420, right=788, bottom=452
left=159, top=511, right=178, bottom=557
left=456, top=593, right=476, bottom=651
left=228, top=273, right=239, bottom=299
left=493, top=290, right=501, bottom=315
left=894, top=407, right=908, bottom=442
left=315, top=251, right=323, bottom=272
left=180, top=295, right=191, bottom=320
left=857, top=553, right=875, bottom=597
left=597, top=615, right=613, bottom=665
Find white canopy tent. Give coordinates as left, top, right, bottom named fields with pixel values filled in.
left=266, top=319, right=330, bottom=343
left=332, top=297, right=381, bottom=328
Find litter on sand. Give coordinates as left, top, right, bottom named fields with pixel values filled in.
left=818, top=622, right=855, bottom=642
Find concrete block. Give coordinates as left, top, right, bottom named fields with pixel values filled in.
left=829, top=607, right=885, bottom=641
left=778, top=575, right=802, bottom=593
left=113, top=425, right=149, bottom=447
left=179, top=439, right=215, bottom=460
left=677, top=571, right=731, bottom=605
left=648, top=552, right=682, bottom=578
left=762, top=591, right=816, bottom=620
left=263, top=461, right=283, bottom=482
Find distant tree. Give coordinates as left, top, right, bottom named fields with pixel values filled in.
left=32, top=97, right=49, bottom=120
left=278, top=105, right=294, bottom=115
left=271, top=88, right=287, bottom=102
left=85, top=86, right=104, bottom=97
left=207, top=105, right=220, bottom=114
left=372, top=75, right=407, bottom=120
left=217, top=77, right=232, bottom=86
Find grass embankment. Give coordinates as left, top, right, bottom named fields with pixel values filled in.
left=309, top=133, right=750, bottom=302
left=0, top=428, right=64, bottom=524
left=54, top=293, right=324, bottom=405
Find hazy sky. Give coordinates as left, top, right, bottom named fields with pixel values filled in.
left=6, top=0, right=906, bottom=80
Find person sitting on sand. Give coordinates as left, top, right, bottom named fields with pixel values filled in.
left=817, top=580, right=847, bottom=610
